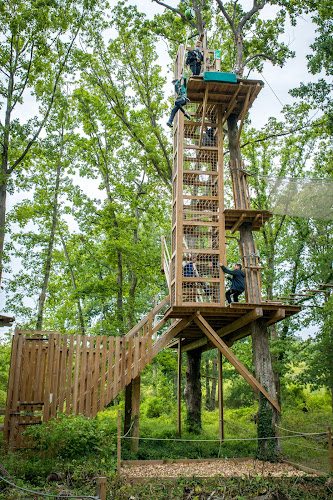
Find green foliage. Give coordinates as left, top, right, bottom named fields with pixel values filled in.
left=25, top=413, right=114, bottom=459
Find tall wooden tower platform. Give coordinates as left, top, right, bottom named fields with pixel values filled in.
left=162, top=44, right=301, bottom=413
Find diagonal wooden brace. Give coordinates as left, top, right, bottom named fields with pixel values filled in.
left=194, top=314, right=280, bottom=413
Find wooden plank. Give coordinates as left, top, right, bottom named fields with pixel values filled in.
left=4, top=331, right=20, bottom=443
left=106, top=338, right=115, bottom=403
left=92, top=336, right=101, bottom=417
left=181, top=337, right=208, bottom=353
left=194, top=314, right=280, bottom=412
left=99, top=336, right=107, bottom=411
left=199, top=86, right=209, bottom=147
left=216, top=308, right=263, bottom=337
left=131, top=376, right=140, bottom=452
left=113, top=337, right=120, bottom=399
left=43, top=334, right=55, bottom=423
left=236, top=86, right=252, bottom=148
left=266, top=309, right=285, bottom=327
left=78, top=336, right=87, bottom=414
left=221, top=84, right=243, bottom=125
left=86, top=338, right=94, bottom=416
left=72, top=336, right=81, bottom=414
left=51, top=334, right=61, bottom=418
left=217, top=105, right=225, bottom=306
left=151, top=315, right=199, bottom=357
left=58, top=335, right=68, bottom=414
left=124, top=296, right=170, bottom=340
left=133, top=335, right=140, bottom=380
left=126, top=337, right=133, bottom=385
left=230, top=213, right=246, bottom=234
left=65, top=335, right=74, bottom=414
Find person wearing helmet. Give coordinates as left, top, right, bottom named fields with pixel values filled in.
left=166, top=75, right=191, bottom=127
left=186, top=41, right=203, bottom=76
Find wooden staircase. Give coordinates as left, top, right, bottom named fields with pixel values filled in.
left=4, top=296, right=183, bottom=449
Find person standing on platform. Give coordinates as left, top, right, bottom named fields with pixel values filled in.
left=186, top=41, right=204, bottom=76
left=166, top=75, right=191, bottom=127
left=220, top=263, right=246, bottom=304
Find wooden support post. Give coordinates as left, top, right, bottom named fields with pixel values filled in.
left=199, top=86, right=209, bottom=147
left=117, top=409, right=121, bottom=473
left=131, top=375, right=140, bottom=452
left=327, top=421, right=333, bottom=474
left=194, top=314, right=280, bottom=412
left=177, top=339, right=182, bottom=437
left=96, top=477, right=107, bottom=500
left=218, top=351, right=224, bottom=441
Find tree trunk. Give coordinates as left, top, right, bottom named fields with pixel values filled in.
left=252, top=318, right=281, bottom=460
left=184, top=348, right=202, bottom=432
left=209, top=359, right=217, bottom=411
left=36, top=159, right=61, bottom=330
left=205, top=359, right=210, bottom=410
left=0, top=182, right=7, bottom=286
left=59, top=230, right=85, bottom=335
left=227, top=113, right=280, bottom=460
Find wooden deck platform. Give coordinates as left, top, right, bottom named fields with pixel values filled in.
left=164, top=302, right=301, bottom=351
left=186, top=76, right=264, bottom=118
left=224, top=209, right=273, bottom=232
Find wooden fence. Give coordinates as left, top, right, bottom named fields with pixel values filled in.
left=4, top=297, right=170, bottom=450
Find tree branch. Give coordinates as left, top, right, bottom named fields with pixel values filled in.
left=215, top=0, right=237, bottom=36
left=239, top=0, right=267, bottom=30
left=152, top=0, right=198, bottom=30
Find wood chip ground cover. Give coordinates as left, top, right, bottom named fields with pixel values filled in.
left=122, top=459, right=313, bottom=478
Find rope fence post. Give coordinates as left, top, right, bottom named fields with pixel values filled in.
left=96, top=477, right=107, bottom=500
left=327, top=421, right=333, bottom=474
left=117, top=409, right=121, bottom=473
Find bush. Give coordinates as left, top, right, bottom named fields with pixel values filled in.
left=25, top=413, right=113, bottom=459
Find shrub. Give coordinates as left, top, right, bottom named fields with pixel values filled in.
left=25, top=413, right=112, bottom=459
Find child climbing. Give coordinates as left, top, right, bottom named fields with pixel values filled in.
left=166, top=75, right=191, bottom=127
left=186, top=41, right=204, bottom=76
left=220, top=263, right=246, bottom=304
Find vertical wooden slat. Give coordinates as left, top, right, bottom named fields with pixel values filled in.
left=99, top=336, right=107, bottom=412
left=78, top=336, right=87, bottom=414
left=106, top=338, right=114, bottom=405
left=126, top=337, right=133, bottom=385
left=133, top=336, right=139, bottom=379
left=92, top=335, right=101, bottom=417
left=58, top=334, right=68, bottom=414
left=72, top=335, right=81, bottom=414
left=86, top=338, right=94, bottom=417
left=140, top=328, right=146, bottom=372
left=65, top=335, right=74, bottom=414
left=217, top=105, right=225, bottom=305
left=43, top=334, right=55, bottom=423
left=51, top=334, right=61, bottom=418
left=113, top=337, right=120, bottom=399
left=4, top=331, right=20, bottom=443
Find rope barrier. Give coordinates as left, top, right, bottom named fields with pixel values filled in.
left=0, top=474, right=99, bottom=499
left=121, top=434, right=325, bottom=443
left=122, top=418, right=135, bottom=439
left=276, top=425, right=327, bottom=436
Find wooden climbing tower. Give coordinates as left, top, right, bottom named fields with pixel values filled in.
left=4, top=41, right=302, bottom=450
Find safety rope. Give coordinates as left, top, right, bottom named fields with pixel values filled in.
left=0, top=474, right=99, bottom=499
left=122, top=418, right=136, bottom=438
left=276, top=425, right=327, bottom=436
left=121, top=434, right=325, bottom=442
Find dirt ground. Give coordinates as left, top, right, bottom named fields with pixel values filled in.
left=122, top=458, right=317, bottom=479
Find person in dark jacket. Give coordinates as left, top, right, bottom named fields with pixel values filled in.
left=186, top=41, right=204, bottom=76
left=167, top=76, right=191, bottom=127
left=220, top=263, right=246, bottom=304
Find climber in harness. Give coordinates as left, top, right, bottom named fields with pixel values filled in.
left=166, top=75, right=191, bottom=127
left=186, top=41, right=204, bottom=76
left=220, top=263, right=246, bottom=304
